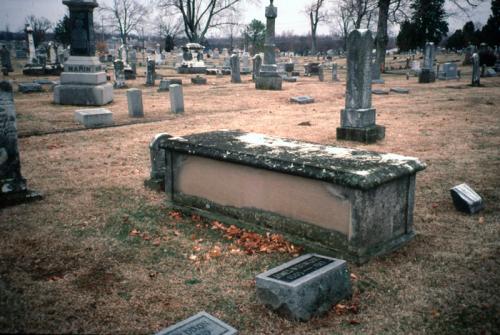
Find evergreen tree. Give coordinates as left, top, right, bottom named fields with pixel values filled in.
left=446, top=29, right=465, bottom=50
left=410, top=0, right=448, bottom=47
left=54, top=14, right=71, bottom=46
left=481, top=0, right=500, bottom=47
left=396, top=20, right=417, bottom=51
left=243, top=19, right=266, bottom=54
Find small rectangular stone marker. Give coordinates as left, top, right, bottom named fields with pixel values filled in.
left=155, top=311, right=237, bottom=335
left=126, top=88, right=144, bottom=117
left=74, top=108, right=113, bottom=128
left=256, top=254, right=352, bottom=321
left=450, top=183, right=484, bottom=214
left=390, top=87, right=410, bottom=94
left=18, top=83, right=43, bottom=93
left=372, top=89, right=389, bottom=95
left=290, top=96, right=314, bottom=104
left=282, top=76, right=297, bottom=82
left=169, top=84, right=184, bottom=114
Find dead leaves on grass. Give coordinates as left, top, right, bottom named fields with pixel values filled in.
left=210, top=220, right=302, bottom=256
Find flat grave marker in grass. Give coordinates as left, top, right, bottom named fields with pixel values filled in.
left=74, top=108, right=113, bottom=128
left=290, top=96, right=314, bottom=104
left=155, top=311, right=238, bottom=335
left=256, top=253, right=352, bottom=321
left=450, top=183, right=484, bottom=214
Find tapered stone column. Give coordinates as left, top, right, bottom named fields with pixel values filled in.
left=255, top=0, right=282, bottom=90
left=418, top=42, right=436, bottom=83
left=54, top=0, right=113, bottom=106
left=336, top=29, right=385, bottom=143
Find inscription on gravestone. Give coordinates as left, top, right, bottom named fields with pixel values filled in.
left=269, top=256, right=334, bottom=282
left=155, top=311, right=237, bottom=335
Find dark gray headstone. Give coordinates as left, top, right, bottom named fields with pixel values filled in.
left=472, top=53, right=480, bottom=86
left=155, top=311, right=237, bottom=335
left=0, top=81, right=42, bottom=207
left=230, top=54, right=241, bottom=83
left=146, top=59, right=156, bottom=86
left=18, top=83, right=43, bottom=93
left=1, top=46, right=13, bottom=75
left=256, top=254, right=352, bottom=321
left=63, top=0, right=98, bottom=57
left=450, top=183, right=484, bottom=214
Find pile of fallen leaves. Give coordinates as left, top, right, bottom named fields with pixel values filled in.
left=210, top=220, right=302, bottom=256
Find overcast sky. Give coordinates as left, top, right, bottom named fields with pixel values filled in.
left=0, top=0, right=492, bottom=37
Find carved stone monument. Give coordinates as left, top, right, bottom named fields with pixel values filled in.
left=146, top=58, right=155, bottom=86
left=336, top=29, right=385, bottom=143
left=252, top=54, right=262, bottom=81
left=0, top=81, right=42, bottom=207
left=418, top=42, right=436, bottom=83
left=255, top=0, right=282, bottom=90
left=230, top=54, right=242, bottom=83
left=54, top=0, right=113, bottom=106
left=471, top=53, right=480, bottom=87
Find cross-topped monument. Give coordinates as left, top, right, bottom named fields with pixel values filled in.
left=255, top=0, right=282, bottom=90
left=53, top=0, right=113, bottom=106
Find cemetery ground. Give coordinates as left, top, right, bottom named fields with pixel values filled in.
left=1, top=55, right=499, bottom=334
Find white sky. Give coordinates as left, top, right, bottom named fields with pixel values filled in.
left=0, top=0, right=492, bottom=37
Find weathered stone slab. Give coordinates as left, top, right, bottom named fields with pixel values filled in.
left=290, top=96, right=314, bottom=104
left=230, top=54, right=241, bottom=83
left=191, top=76, right=207, bottom=85
left=256, top=253, right=352, bottom=321
left=450, top=183, right=484, bottom=214
left=372, top=89, right=389, bottom=95
left=54, top=83, right=113, bottom=106
left=282, top=76, right=297, bottom=82
left=0, top=81, right=42, bottom=207
left=126, top=88, right=144, bottom=117
left=74, top=108, right=113, bottom=128
left=158, top=79, right=183, bottom=92
left=18, top=83, right=43, bottom=93
left=153, top=130, right=426, bottom=263
left=438, top=62, right=459, bottom=80
left=169, top=84, right=184, bottom=114
left=418, top=68, right=435, bottom=83
left=390, top=87, right=410, bottom=94
left=485, top=68, right=497, bottom=77
left=155, top=311, right=237, bottom=335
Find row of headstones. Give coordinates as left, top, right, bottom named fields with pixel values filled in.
left=74, top=85, right=185, bottom=128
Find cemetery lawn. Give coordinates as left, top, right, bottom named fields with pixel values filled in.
left=1, top=56, right=499, bottom=334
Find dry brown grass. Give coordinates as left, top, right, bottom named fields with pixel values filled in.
left=0, top=54, right=499, bottom=334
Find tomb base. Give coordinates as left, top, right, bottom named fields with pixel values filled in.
left=148, top=130, right=425, bottom=264
left=256, top=72, right=282, bottom=90
left=336, top=125, right=385, bottom=143
left=418, top=69, right=436, bottom=83
left=176, top=66, right=207, bottom=74
left=1, top=189, right=43, bottom=208
left=54, top=82, right=113, bottom=106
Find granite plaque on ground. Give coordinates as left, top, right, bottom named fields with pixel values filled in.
left=390, top=87, right=410, bottom=94
left=450, top=183, right=484, bottom=214
left=372, top=89, right=389, bottom=95
left=155, top=311, right=237, bottom=335
left=18, top=83, right=43, bottom=93
left=290, top=96, right=314, bottom=104
left=256, top=253, right=352, bottom=321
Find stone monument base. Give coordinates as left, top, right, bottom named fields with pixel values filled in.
left=256, top=74, right=282, bottom=90
left=418, top=69, right=436, bottom=83
left=1, top=189, right=43, bottom=208
left=54, top=83, right=113, bottom=106
left=176, top=66, right=207, bottom=74
left=336, top=125, right=386, bottom=143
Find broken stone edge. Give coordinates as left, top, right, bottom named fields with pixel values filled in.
left=155, top=311, right=238, bottom=335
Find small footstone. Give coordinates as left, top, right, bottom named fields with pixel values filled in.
left=290, top=96, right=314, bottom=104
left=155, top=311, right=238, bottom=335
left=74, top=108, right=113, bottom=128
left=18, top=83, right=43, bottom=93
left=256, top=254, right=352, bottom=321
left=157, top=79, right=170, bottom=92
left=390, top=87, right=410, bottom=94
left=450, top=183, right=484, bottom=214
left=283, top=76, right=297, bottom=82
left=372, top=89, right=389, bottom=95
left=191, top=75, right=207, bottom=85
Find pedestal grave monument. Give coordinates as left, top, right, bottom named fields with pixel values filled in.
left=255, top=0, right=282, bottom=90
left=0, top=81, right=42, bottom=207
left=336, top=29, right=385, bottom=143
left=53, top=0, right=113, bottom=106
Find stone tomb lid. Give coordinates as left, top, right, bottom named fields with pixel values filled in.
left=256, top=253, right=342, bottom=287
left=155, top=311, right=237, bottom=335
left=160, top=130, right=426, bottom=190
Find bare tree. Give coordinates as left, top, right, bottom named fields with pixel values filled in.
left=305, top=0, right=328, bottom=54
left=24, top=15, right=52, bottom=47
left=99, top=0, right=149, bottom=45
left=157, top=8, right=183, bottom=51
left=158, top=0, right=252, bottom=43
left=331, top=1, right=354, bottom=49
